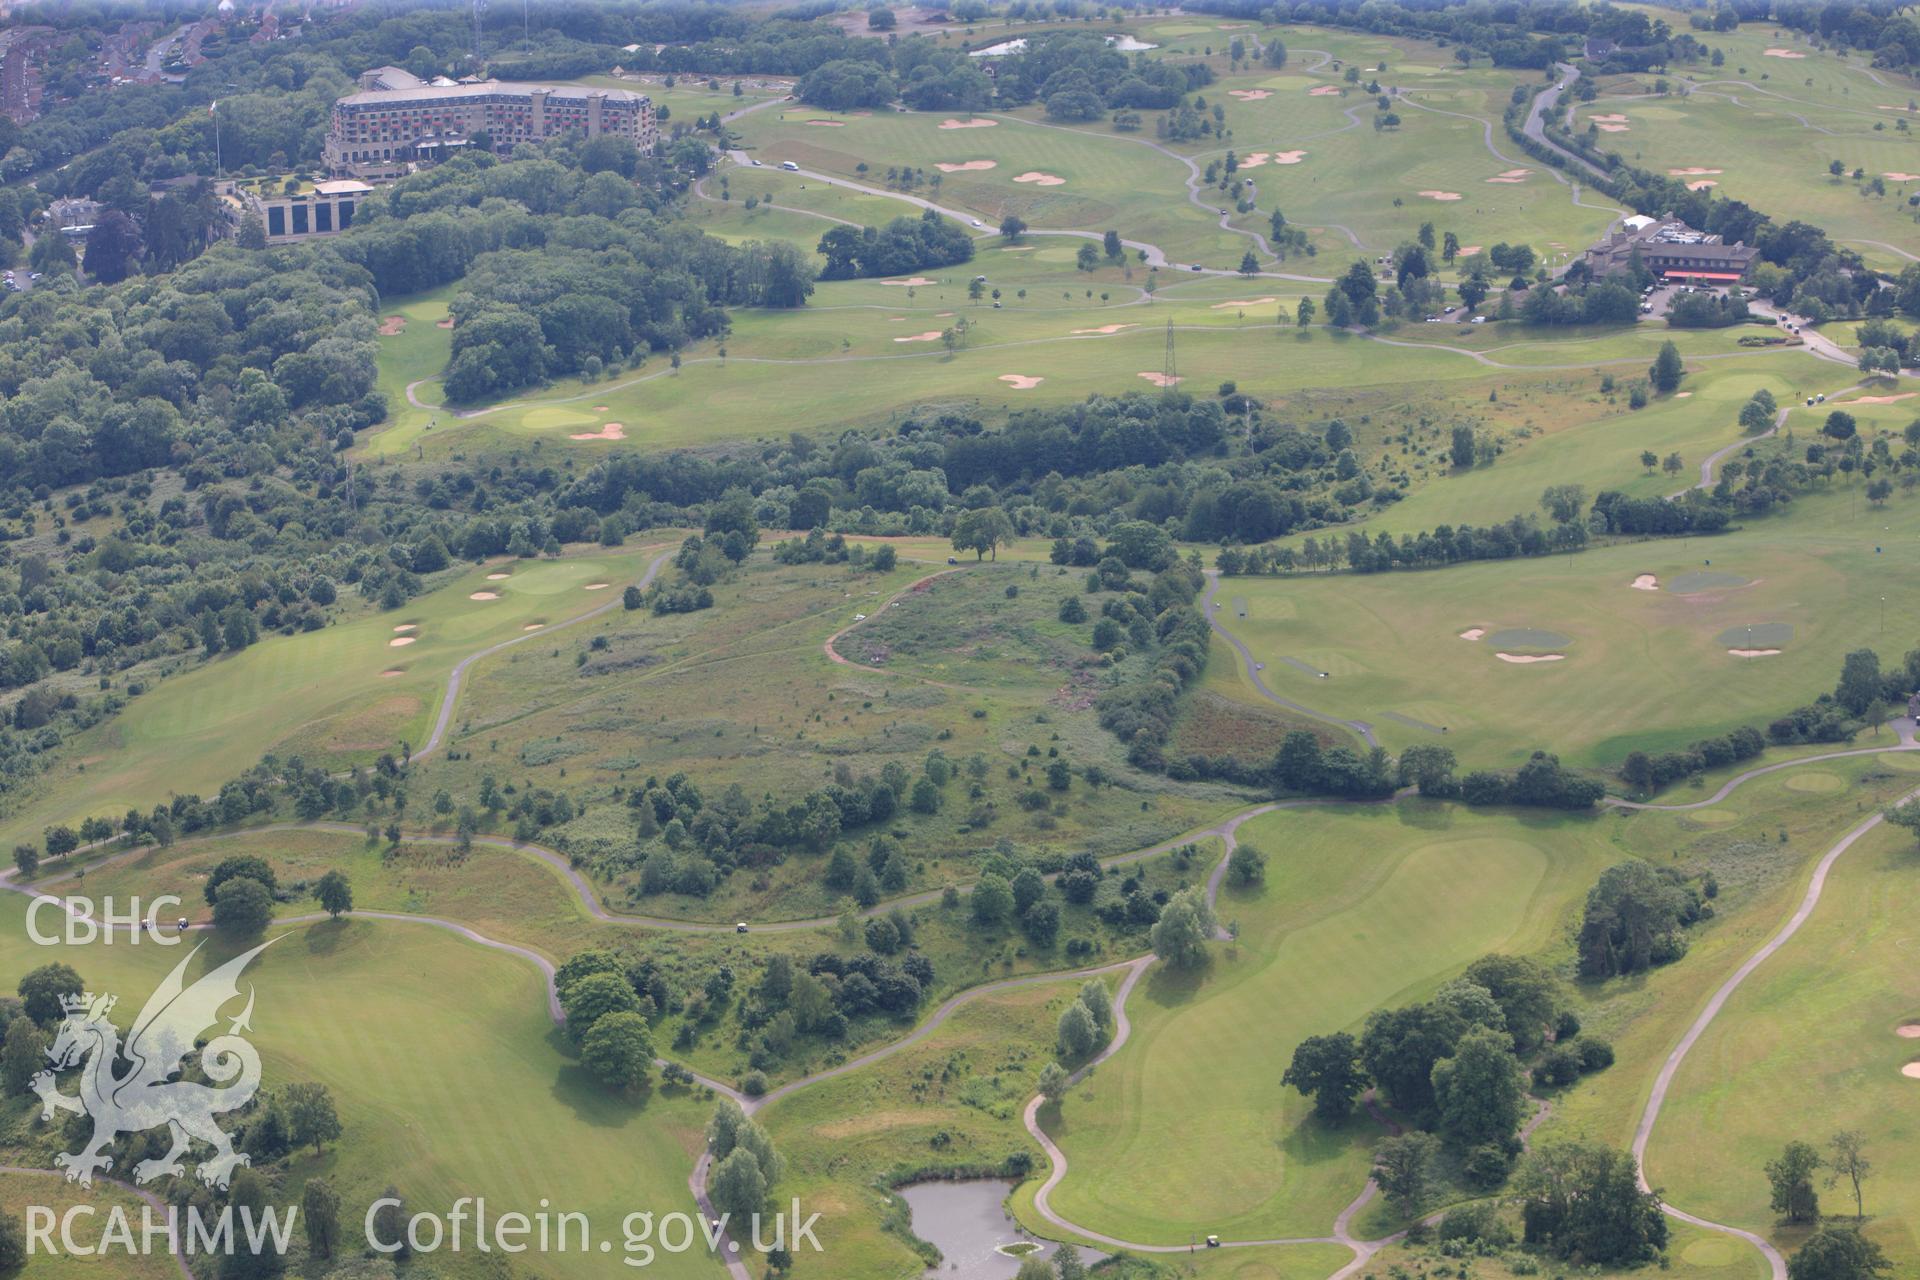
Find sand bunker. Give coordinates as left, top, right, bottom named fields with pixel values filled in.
left=882, top=276, right=936, bottom=286
left=389, top=637, right=417, bottom=648
left=1631, top=574, right=1659, bottom=591
left=1486, top=169, right=1532, bottom=184
left=1497, top=652, right=1565, bottom=664
left=1591, top=114, right=1629, bottom=123
left=1138, top=372, right=1183, bottom=386
left=1229, top=89, right=1272, bottom=100
left=1213, top=297, right=1279, bottom=308
left=380, top=669, right=405, bottom=677
left=937, top=159, right=997, bottom=172
left=523, top=623, right=544, bottom=631
left=1072, top=323, right=1137, bottom=335
left=1417, top=190, right=1463, bottom=201
left=1897, top=1024, right=1920, bottom=1038
left=1668, top=167, right=1723, bottom=176
left=1763, top=47, right=1806, bottom=58
left=939, top=118, right=998, bottom=129
left=469, top=591, right=499, bottom=601
left=1458, top=628, right=1486, bottom=641
left=583, top=582, right=610, bottom=591
left=1595, top=122, right=1630, bottom=132
left=1308, top=85, right=1341, bottom=96
left=594, top=405, right=610, bottom=412
left=436, top=317, right=454, bottom=329
left=393, top=624, right=418, bottom=633
left=1728, top=648, right=1783, bottom=657
left=486, top=573, right=510, bottom=581
left=569, top=423, right=627, bottom=440
left=1457, top=245, right=1482, bottom=256
left=1272, top=150, right=1307, bottom=164
left=1014, top=171, right=1066, bottom=186
left=805, top=119, right=844, bottom=127
left=1883, top=172, right=1920, bottom=182
left=378, top=315, right=406, bottom=336
left=1903, top=1062, right=1920, bottom=1079
left=1850, top=392, right=1918, bottom=405
left=1239, top=153, right=1271, bottom=168
left=894, top=331, right=944, bottom=343
left=936, top=311, right=956, bottom=317
left=998, top=374, right=1044, bottom=388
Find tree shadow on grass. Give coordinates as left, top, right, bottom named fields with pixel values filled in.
left=549, top=1061, right=659, bottom=1127
left=1139, top=958, right=1210, bottom=1010
left=298, top=917, right=353, bottom=958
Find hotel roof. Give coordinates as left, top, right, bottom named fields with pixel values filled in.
left=338, top=80, right=650, bottom=108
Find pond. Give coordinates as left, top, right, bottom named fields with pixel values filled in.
left=899, top=1180, right=1103, bottom=1278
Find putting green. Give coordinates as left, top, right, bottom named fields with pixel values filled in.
left=1483, top=627, right=1573, bottom=650
left=1673, top=571, right=1754, bottom=594
left=1715, top=622, right=1794, bottom=648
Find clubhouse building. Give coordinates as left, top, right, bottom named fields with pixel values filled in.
left=1583, top=214, right=1759, bottom=286
left=323, top=66, right=656, bottom=180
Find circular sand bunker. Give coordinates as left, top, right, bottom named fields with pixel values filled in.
left=1631, top=574, right=1658, bottom=591
left=389, top=637, right=417, bottom=648
left=1716, top=622, right=1793, bottom=650
left=1485, top=628, right=1572, bottom=650
left=1671, top=570, right=1750, bottom=594
left=1785, top=772, right=1845, bottom=794
left=470, top=591, right=499, bottom=601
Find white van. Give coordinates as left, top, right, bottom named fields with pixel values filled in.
left=781, top=160, right=799, bottom=171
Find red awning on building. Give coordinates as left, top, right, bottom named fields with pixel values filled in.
left=1661, top=270, right=1744, bottom=281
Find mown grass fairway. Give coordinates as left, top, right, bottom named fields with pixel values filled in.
left=1039, top=802, right=1617, bottom=1245
left=0, top=895, right=715, bottom=1280
left=0, top=548, right=668, bottom=856
left=1649, top=818, right=1920, bottom=1269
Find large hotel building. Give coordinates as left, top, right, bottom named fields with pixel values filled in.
left=322, top=65, right=656, bottom=180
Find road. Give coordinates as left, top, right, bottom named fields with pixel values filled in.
left=1521, top=63, right=1611, bottom=180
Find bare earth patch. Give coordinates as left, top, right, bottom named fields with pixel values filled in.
left=1137, top=371, right=1183, bottom=386
left=1497, top=652, right=1565, bottom=664
left=1631, top=574, right=1658, bottom=591
left=938, top=118, right=998, bottom=129
left=1727, top=648, right=1782, bottom=657
left=1882, top=172, right=1920, bottom=182
left=378, top=315, right=407, bottom=336
left=894, top=331, right=944, bottom=342
left=805, top=119, right=844, bottom=127
left=470, top=591, right=499, bottom=601
left=998, top=374, right=1044, bottom=388
left=1308, top=85, right=1341, bottom=96
left=1458, top=628, right=1486, bottom=641
left=389, top=637, right=417, bottom=648
left=1213, top=297, right=1279, bottom=308
left=1071, top=323, right=1137, bottom=335
left=1763, top=47, right=1806, bottom=58
left=569, top=423, right=627, bottom=440
left=1669, top=167, right=1723, bottom=176
left=882, top=276, right=936, bottom=286
left=937, top=159, right=997, bottom=172
left=1229, top=89, right=1272, bottom=100
left=1849, top=392, right=1918, bottom=405
left=1014, top=171, right=1066, bottom=186
left=1418, top=190, right=1463, bottom=201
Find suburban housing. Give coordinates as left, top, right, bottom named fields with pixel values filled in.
left=1582, top=214, right=1759, bottom=285
left=323, top=65, right=656, bottom=180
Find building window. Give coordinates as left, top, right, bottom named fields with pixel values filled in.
left=316, top=203, right=333, bottom=233
left=292, top=205, right=309, bottom=235
left=268, top=206, right=286, bottom=237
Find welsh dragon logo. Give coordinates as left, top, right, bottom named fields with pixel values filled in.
left=33, top=939, right=276, bottom=1189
